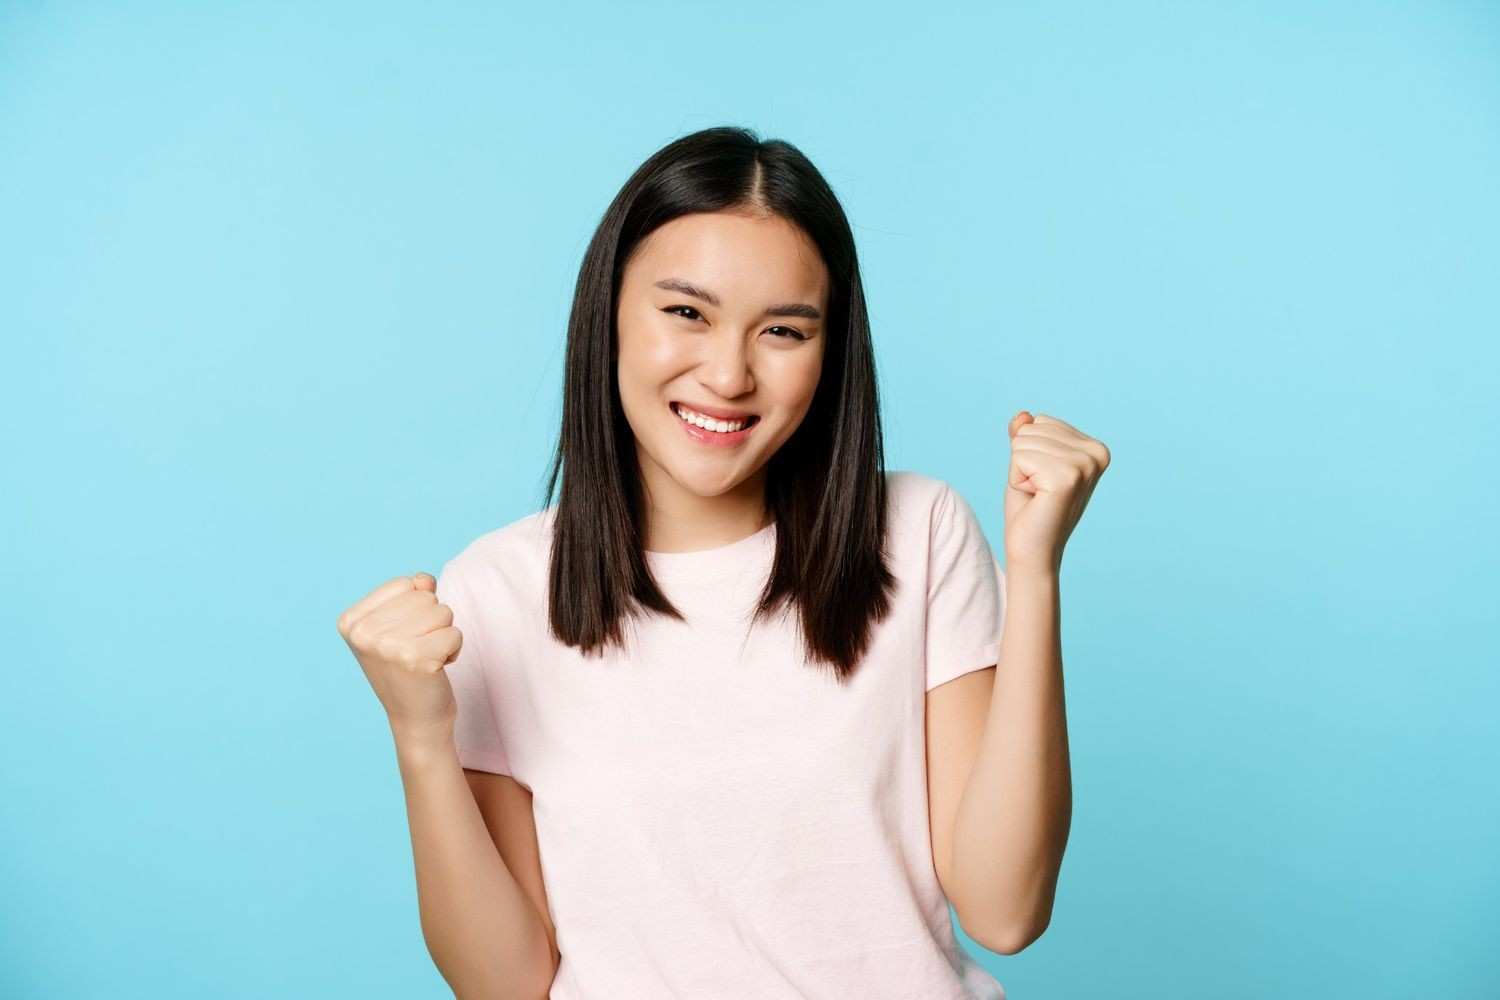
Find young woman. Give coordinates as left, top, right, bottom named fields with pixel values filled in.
left=337, top=126, right=1109, bottom=999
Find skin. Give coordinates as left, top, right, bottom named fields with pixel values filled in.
left=614, top=208, right=829, bottom=553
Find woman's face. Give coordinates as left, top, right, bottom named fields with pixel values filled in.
left=616, top=210, right=829, bottom=505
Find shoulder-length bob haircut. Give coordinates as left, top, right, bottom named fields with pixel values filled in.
left=541, top=125, right=896, bottom=683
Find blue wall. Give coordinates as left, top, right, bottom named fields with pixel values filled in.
left=3, top=2, right=1496, bottom=996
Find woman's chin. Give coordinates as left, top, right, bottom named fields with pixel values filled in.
left=661, top=457, right=762, bottom=497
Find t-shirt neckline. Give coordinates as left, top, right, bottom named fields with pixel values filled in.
left=644, top=519, right=776, bottom=567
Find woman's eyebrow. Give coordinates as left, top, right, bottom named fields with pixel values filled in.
left=653, top=277, right=822, bottom=320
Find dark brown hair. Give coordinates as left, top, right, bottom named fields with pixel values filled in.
left=541, top=125, right=895, bottom=683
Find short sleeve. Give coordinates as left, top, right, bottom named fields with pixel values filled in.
left=435, top=559, right=512, bottom=776
left=924, top=482, right=1007, bottom=692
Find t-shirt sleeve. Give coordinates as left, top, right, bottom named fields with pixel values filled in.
left=924, top=481, right=1007, bottom=692
left=434, top=558, right=512, bottom=776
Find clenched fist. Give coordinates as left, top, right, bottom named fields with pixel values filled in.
left=336, top=573, right=463, bottom=745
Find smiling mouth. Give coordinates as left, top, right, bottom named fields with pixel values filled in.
left=670, top=402, right=761, bottom=430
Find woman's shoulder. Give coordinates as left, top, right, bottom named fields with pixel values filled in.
left=885, top=467, right=956, bottom=515
left=884, top=468, right=995, bottom=551
left=442, top=506, right=555, bottom=588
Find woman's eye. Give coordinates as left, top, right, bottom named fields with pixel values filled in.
left=663, top=305, right=806, bottom=341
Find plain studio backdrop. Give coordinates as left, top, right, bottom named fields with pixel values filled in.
left=2, top=2, right=1496, bottom=998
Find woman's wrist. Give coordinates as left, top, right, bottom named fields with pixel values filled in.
left=390, top=720, right=458, bottom=770
left=1003, top=553, right=1061, bottom=583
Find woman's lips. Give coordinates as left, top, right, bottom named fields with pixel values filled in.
left=670, top=402, right=760, bottom=448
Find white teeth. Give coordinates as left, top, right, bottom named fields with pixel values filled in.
left=674, top=403, right=749, bottom=433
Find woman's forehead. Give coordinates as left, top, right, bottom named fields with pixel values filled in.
left=629, top=214, right=828, bottom=301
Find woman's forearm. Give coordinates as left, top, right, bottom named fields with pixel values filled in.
left=394, top=732, right=554, bottom=1000
left=949, top=566, right=1073, bottom=951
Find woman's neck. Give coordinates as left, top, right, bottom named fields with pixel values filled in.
left=638, top=464, right=770, bottom=554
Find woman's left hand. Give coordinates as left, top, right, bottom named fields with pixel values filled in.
left=1002, top=410, right=1111, bottom=575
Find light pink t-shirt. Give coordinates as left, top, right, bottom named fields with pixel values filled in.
left=435, top=469, right=1008, bottom=999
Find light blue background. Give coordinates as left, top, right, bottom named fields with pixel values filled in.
left=4, top=2, right=1496, bottom=997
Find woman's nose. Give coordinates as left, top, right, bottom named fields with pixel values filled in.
left=698, top=333, right=754, bottom=396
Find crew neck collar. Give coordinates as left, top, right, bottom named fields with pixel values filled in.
left=644, top=519, right=776, bottom=564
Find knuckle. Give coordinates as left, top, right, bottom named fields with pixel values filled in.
left=347, top=620, right=370, bottom=648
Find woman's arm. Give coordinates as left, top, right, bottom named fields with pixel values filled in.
left=947, top=567, right=1072, bottom=953
left=946, top=409, right=1103, bottom=949
left=394, top=729, right=557, bottom=1000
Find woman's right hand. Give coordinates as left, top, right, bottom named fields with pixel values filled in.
left=336, top=572, right=462, bottom=745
